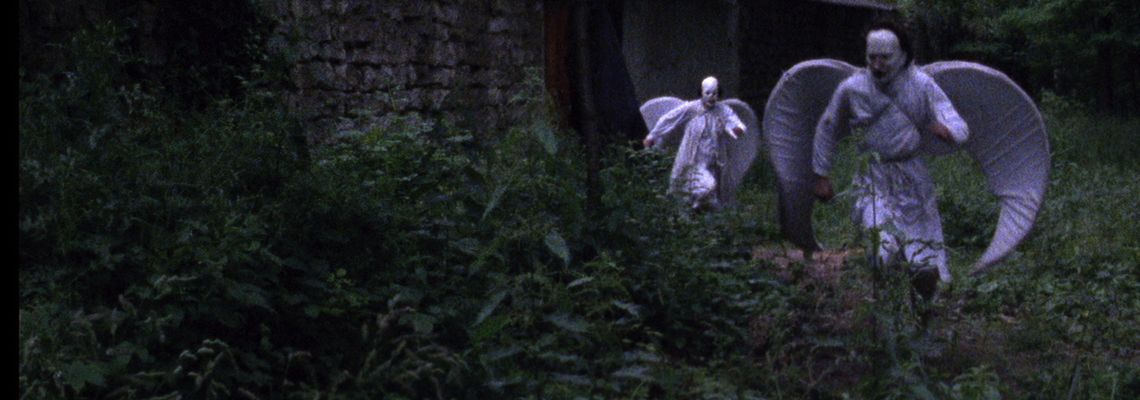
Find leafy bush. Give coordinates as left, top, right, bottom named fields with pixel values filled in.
left=19, top=25, right=776, bottom=399
left=20, top=21, right=1138, bottom=400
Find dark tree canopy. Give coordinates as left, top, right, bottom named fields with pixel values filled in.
left=902, top=0, right=1140, bottom=113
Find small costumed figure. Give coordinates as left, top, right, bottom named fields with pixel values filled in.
left=641, top=77, right=762, bottom=211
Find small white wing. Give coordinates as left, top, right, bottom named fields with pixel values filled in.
left=720, top=98, right=763, bottom=206
left=639, top=96, right=686, bottom=149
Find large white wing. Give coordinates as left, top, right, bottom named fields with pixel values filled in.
left=720, top=99, right=762, bottom=206
left=922, top=61, right=1051, bottom=275
left=762, top=59, right=857, bottom=251
left=639, top=96, right=685, bottom=148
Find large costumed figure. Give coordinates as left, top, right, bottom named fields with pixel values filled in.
left=763, top=20, right=1049, bottom=291
left=640, top=77, right=762, bottom=210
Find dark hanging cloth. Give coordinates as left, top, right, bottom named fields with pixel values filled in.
left=584, top=2, right=648, bottom=145
left=545, top=0, right=647, bottom=146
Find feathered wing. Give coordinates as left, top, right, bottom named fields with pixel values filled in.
left=639, top=97, right=686, bottom=148
left=719, top=99, right=762, bottom=206
left=922, top=61, right=1051, bottom=275
left=762, top=59, right=857, bottom=251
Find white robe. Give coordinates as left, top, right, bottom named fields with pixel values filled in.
left=646, top=101, right=745, bottom=209
left=813, top=65, right=968, bottom=282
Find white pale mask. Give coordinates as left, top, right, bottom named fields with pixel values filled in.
left=866, top=29, right=905, bottom=84
left=701, top=76, right=720, bottom=108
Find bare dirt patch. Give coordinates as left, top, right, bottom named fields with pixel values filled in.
left=752, top=245, right=863, bottom=285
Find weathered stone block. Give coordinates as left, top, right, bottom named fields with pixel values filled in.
left=431, top=3, right=461, bottom=24
left=308, top=89, right=346, bottom=114
left=483, top=88, right=504, bottom=104
left=379, top=37, right=416, bottom=64
left=334, top=61, right=348, bottom=77
left=384, top=88, right=415, bottom=110
left=485, top=34, right=511, bottom=56
left=509, top=47, right=535, bottom=66
left=319, top=42, right=347, bottom=61
left=329, top=0, right=354, bottom=15
left=340, top=19, right=382, bottom=43
left=259, top=0, right=291, bottom=19
left=348, top=49, right=382, bottom=65
left=461, top=43, right=496, bottom=67
left=472, top=69, right=507, bottom=88
left=408, top=88, right=428, bottom=109
left=418, top=23, right=451, bottom=41
left=340, top=0, right=376, bottom=16
left=419, top=40, right=460, bottom=66
left=372, top=65, right=416, bottom=88
left=295, top=62, right=341, bottom=90
left=427, top=89, right=451, bottom=109
left=491, top=0, right=525, bottom=14
left=344, top=93, right=384, bottom=117
left=487, top=17, right=512, bottom=33
left=345, top=64, right=368, bottom=90
left=296, top=41, right=321, bottom=61
left=419, top=67, right=457, bottom=86
left=290, top=0, right=323, bottom=19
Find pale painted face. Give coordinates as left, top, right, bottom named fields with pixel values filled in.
left=701, top=77, right=720, bottom=108
left=866, top=29, right=905, bottom=84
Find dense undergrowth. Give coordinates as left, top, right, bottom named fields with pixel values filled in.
left=20, top=26, right=1138, bottom=399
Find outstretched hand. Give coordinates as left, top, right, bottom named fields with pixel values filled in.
left=928, top=122, right=953, bottom=142
left=813, top=175, right=835, bottom=202
left=642, top=137, right=656, bottom=149
left=730, top=126, right=744, bottom=139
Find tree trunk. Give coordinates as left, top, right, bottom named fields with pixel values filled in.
left=1097, top=16, right=1115, bottom=112
left=544, top=0, right=574, bottom=128
left=573, top=2, right=603, bottom=218
left=1130, top=49, right=1140, bottom=114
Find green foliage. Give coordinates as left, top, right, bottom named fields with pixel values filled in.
left=929, top=97, right=1139, bottom=399
left=20, top=25, right=772, bottom=399
left=20, top=21, right=1138, bottom=400
left=900, top=0, right=1140, bottom=112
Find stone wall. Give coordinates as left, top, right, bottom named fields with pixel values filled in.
left=21, top=0, right=545, bottom=142
left=260, top=0, right=545, bottom=142
left=21, top=1, right=898, bottom=143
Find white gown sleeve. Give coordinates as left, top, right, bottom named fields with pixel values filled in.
left=722, top=107, right=745, bottom=139
left=925, top=80, right=969, bottom=144
left=647, top=103, right=692, bottom=144
left=812, top=84, right=851, bottom=177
